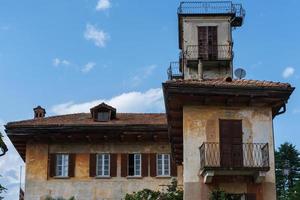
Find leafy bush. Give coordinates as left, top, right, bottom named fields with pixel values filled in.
left=45, top=196, right=75, bottom=200
left=125, top=179, right=183, bottom=200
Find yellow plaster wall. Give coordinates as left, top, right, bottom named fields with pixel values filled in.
left=182, top=105, right=276, bottom=199
left=24, top=142, right=176, bottom=200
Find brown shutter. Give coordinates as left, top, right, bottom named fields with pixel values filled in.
left=89, top=153, right=97, bottom=177
left=150, top=153, right=157, bottom=177
left=68, top=154, right=75, bottom=177
left=110, top=154, right=117, bottom=177
left=49, top=153, right=56, bottom=177
left=171, top=157, right=177, bottom=177
left=246, top=194, right=256, bottom=200
left=121, top=154, right=128, bottom=177
left=142, top=154, right=149, bottom=177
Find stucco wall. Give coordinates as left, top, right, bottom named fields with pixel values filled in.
left=182, top=105, right=276, bottom=200
left=25, top=142, right=176, bottom=200
left=182, top=16, right=233, bottom=80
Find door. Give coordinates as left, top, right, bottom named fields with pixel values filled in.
left=198, top=26, right=218, bottom=60
left=219, top=120, right=243, bottom=168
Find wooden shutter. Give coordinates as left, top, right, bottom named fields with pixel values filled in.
left=110, top=154, right=117, bottom=177
left=198, top=26, right=208, bottom=60
left=121, top=154, right=128, bottom=177
left=150, top=153, right=157, bottom=177
left=207, top=26, right=218, bottom=60
left=49, top=153, right=56, bottom=177
left=171, top=157, right=177, bottom=177
left=89, top=153, right=97, bottom=177
left=68, top=154, right=75, bottom=177
left=142, top=154, right=149, bottom=177
left=246, top=194, right=256, bottom=200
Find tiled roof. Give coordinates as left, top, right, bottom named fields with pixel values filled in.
left=165, top=79, right=293, bottom=90
left=6, top=113, right=167, bottom=127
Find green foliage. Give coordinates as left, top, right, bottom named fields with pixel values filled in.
left=125, top=178, right=183, bottom=200
left=209, top=188, right=227, bottom=200
left=0, top=132, right=7, bottom=200
left=275, top=142, right=300, bottom=200
left=45, top=196, right=75, bottom=200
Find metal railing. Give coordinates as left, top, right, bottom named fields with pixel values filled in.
left=168, top=62, right=183, bottom=80
left=185, top=44, right=233, bottom=61
left=178, top=1, right=245, bottom=18
left=199, top=142, right=270, bottom=170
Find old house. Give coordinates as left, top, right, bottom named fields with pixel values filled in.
left=5, top=1, right=294, bottom=200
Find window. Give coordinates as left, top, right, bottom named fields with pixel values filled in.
left=128, top=154, right=141, bottom=176
left=157, top=154, right=170, bottom=176
left=97, top=112, right=110, bottom=121
left=96, top=154, right=110, bottom=177
left=56, top=154, right=69, bottom=177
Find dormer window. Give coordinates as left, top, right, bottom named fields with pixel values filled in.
left=97, top=111, right=110, bottom=121
left=90, top=103, right=116, bottom=122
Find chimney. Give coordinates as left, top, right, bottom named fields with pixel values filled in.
left=33, top=106, right=46, bottom=119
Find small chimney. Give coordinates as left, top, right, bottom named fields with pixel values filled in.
left=33, top=106, right=46, bottom=119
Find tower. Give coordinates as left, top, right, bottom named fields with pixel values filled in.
left=169, top=1, right=245, bottom=80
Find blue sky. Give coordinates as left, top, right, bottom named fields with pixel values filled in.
left=0, top=0, right=299, bottom=199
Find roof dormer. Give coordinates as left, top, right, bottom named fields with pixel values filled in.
left=90, top=103, right=116, bottom=122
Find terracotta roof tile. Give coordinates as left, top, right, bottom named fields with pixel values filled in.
left=6, top=113, right=167, bottom=127
left=165, top=79, right=293, bottom=90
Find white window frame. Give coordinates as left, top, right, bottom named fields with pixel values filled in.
left=56, top=154, right=69, bottom=177
left=96, top=153, right=110, bottom=177
left=157, top=154, right=170, bottom=177
left=128, top=153, right=141, bottom=177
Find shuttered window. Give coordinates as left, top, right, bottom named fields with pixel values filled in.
left=49, top=153, right=75, bottom=178
left=56, top=154, right=69, bottom=177
left=128, top=154, right=141, bottom=176
left=157, top=154, right=170, bottom=176
left=96, top=154, right=110, bottom=177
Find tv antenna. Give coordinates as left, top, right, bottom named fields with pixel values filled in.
left=234, top=68, right=246, bottom=79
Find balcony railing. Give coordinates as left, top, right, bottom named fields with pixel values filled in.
left=199, top=142, right=270, bottom=171
left=185, top=44, right=233, bottom=61
left=178, top=1, right=245, bottom=26
left=168, top=62, right=183, bottom=80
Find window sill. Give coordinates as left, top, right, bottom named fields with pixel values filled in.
left=95, top=176, right=111, bottom=179
left=52, top=176, right=70, bottom=179
left=156, top=175, right=171, bottom=179
left=126, top=176, right=143, bottom=179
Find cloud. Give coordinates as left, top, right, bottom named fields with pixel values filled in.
left=96, top=0, right=111, bottom=11
left=84, top=24, right=109, bottom=48
left=51, top=88, right=164, bottom=115
left=52, top=58, right=71, bottom=67
left=0, top=119, right=25, bottom=200
left=282, top=67, right=295, bottom=78
left=130, top=65, right=157, bottom=87
left=82, top=62, right=96, bottom=73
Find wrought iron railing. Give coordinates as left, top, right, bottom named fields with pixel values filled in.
left=185, top=44, right=233, bottom=61
left=178, top=1, right=245, bottom=18
left=168, top=62, right=183, bottom=80
left=199, top=142, right=270, bottom=170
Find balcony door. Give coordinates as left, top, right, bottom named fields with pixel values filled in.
left=219, top=119, right=243, bottom=168
left=198, top=26, right=218, bottom=60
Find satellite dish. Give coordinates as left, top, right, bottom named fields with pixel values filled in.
left=234, top=68, right=246, bottom=79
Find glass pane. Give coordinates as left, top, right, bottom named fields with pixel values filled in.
left=134, top=154, right=141, bottom=176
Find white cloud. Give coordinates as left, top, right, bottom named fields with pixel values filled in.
left=82, top=62, right=96, bottom=73
left=51, top=88, right=164, bottom=115
left=84, top=24, right=109, bottom=48
left=282, top=67, right=295, bottom=78
left=0, top=119, right=25, bottom=200
left=52, top=58, right=71, bottom=67
left=96, top=0, right=111, bottom=11
left=130, top=65, right=157, bottom=87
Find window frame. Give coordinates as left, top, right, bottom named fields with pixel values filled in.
left=96, top=153, right=110, bottom=177
left=157, top=154, right=171, bottom=177
left=55, top=154, right=69, bottom=178
left=97, top=111, right=110, bottom=121
left=128, top=153, right=142, bottom=177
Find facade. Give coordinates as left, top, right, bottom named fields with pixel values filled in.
left=5, top=1, right=295, bottom=200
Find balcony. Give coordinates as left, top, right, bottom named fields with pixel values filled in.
left=199, top=142, right=270, bottom=183
left=178, top=1, right=245, bottom=27
left=185, top=44, right=233, bottom=61
left=168, top=62, right=183, bottom=80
